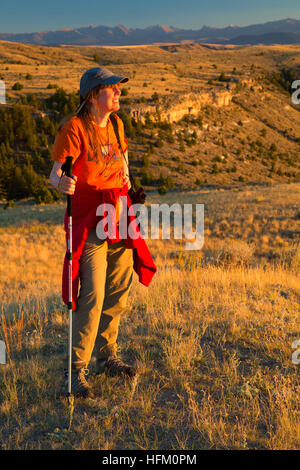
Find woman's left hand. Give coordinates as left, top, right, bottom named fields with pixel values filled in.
left=122, top=168, right=131, bottom=189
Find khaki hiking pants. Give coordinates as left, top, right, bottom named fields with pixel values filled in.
left=71, top=227, right=133, bottom=369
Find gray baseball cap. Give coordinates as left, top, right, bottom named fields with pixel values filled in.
left=80, top=67, right=129, bottom=99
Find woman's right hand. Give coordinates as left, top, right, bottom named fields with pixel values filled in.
left=57, top=175, right=77, bottom=195
left=50, top=162, right=77, bottom=195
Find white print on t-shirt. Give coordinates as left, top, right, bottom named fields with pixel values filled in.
left=88, top=144, right=122, bottom=163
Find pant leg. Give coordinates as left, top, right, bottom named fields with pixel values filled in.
left=71, top=228, right=108, bottom=369
left=94, top=239, right=133, bottom=360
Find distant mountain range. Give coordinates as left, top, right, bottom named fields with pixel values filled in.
left=0, top=18, right=299, bottom=46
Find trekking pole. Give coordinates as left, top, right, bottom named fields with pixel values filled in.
left=61, top=156, right=73, bottom=401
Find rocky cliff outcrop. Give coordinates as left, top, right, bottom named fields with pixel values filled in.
left=127, top=88, right=233, bottom=124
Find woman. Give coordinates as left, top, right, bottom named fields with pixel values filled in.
left=50, top=67, right=156, bottom=398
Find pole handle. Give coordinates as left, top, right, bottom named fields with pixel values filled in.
left=61, top=156, right=73, bottom=216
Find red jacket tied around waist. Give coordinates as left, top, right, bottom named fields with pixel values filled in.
left=62, top=186, right=157, bottom=310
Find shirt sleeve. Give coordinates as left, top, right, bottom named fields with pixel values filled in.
left=51, top=118, right=82, bottom=163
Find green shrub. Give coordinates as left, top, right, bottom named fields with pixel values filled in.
left=3, top=200, right=17, bottom=209
left=93, top=53, right=100, bottom=63
left=12, top=82, right=23, bottom=90
left=142, top=155, right=150, bottom=168
left=158, top=173, right=174, bottom=189
left=141, top=169, right=153, bottom=185
left=144, top=113, right=153, bottom=129
left=269, top=67, right=297, bottom=92
left=155, top=138, right=164, bottom=148
left=212, top=163, right=219, bottom=174
left=179, top=142, right=185, bottom=152
left=218, top=72, right=228, bottom=82
left=34, top=186, right=54, bottom=204
left=261, top=129, right=267, bottom=137
left=132, top=176, right=141, bottom=188
left=158, top=185, right=167, bottom=195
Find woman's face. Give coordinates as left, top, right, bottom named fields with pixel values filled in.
left=91, top=84, right=122, bottom=114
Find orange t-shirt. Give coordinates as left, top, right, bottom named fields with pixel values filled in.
left=52, top=114, right=128, bottom=191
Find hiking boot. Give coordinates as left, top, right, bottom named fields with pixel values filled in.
left=64, top=368, right=93, bottom=398
left=96, top=357, right=137, bottom=378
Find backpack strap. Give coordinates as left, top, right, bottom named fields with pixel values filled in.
left=110, top=113, right=136, bottom=191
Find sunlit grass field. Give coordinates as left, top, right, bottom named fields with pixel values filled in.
left=0, top=184, right=299, bottom=450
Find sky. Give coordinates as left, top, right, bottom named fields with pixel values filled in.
left=0, top=0, right=299, bottom=34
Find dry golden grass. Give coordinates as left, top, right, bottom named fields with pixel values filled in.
left=0, top=183, right=299, bottom=449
